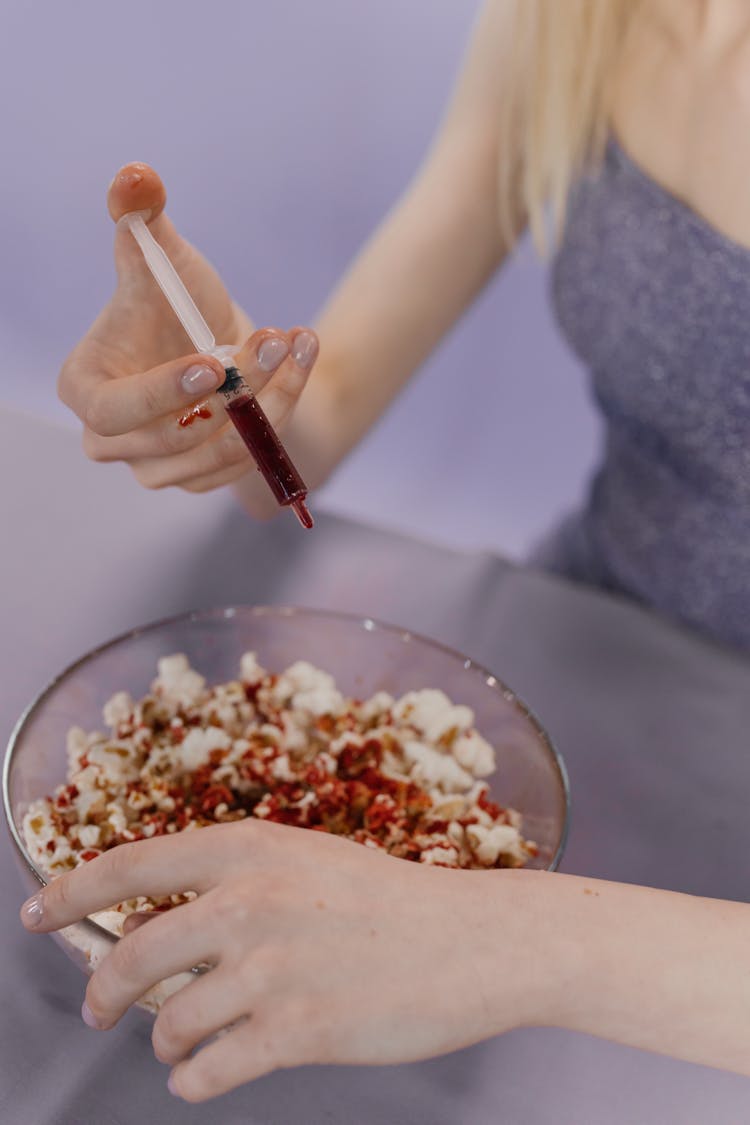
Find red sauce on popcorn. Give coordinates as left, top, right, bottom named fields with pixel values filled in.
left=23, top=657, right=537, bottom=919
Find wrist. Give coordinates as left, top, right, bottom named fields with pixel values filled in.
left=477, top=869, right=585, bottom=1035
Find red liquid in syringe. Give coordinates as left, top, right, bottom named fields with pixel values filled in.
left=220, top=368, right=313, bottom=529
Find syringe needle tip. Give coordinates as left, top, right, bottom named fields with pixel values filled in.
left=291, top=498, right=314, bottom=529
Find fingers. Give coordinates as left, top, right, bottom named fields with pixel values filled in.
left=69, top=325, right=315, bottom=453
left=82, top=399, right=227, bottom=463
left=62, top=306, right=317, bottom=498
left=167, top=1013, right=294, bottom=1103
left=61, top=352, right=227, bottom=438
left=19, top=833, right=222, bottom=934
left=110, top=327, right=318, bottom=491
left=83, top=898, right=221, bottom=1030
left=151, top=964, right=253, bottom=1065
left=249, top=327, right=319, bottom=434
left=129, top=425, right=251, bottom=490
left=179, top=460, right=260, bottom=495
left=122, top=911, right=159, bottom=935
left=234, top=325, right=318, bottom=398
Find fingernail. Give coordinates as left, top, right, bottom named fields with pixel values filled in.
left=122, top=911, right=156, bottom=934
left=81, top=1001, right=102, bottom=1030
left=167, top=1073, right=179, bottom=1097
left=21, top=893, right=43, bottom=928
left=181, top=364, right=220, bottom=396
left=257, top=337, right=290, bottom=372
left=292, top=331, right=318, bottom=370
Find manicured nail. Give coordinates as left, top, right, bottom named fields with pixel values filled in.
left=167, top=1073, right=179, bottom=1097
left=291, top=331, right=318, bottom=370
left=21, top=893, right=43, bottom=928
left=257, top=337, right=290, bottom=372
left=81, top=1001, right=101, bottom=1030
left=181, top=364, right=220, bottom=396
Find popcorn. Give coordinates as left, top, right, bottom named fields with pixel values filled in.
left=22, top=653, right=537, bottom=935
left=392, top=690, right=474, bottom=746
left=452, top=730, right=496, bottom=777
left=465, top=823, right=528, bottom=866
left=357, top=691, right=394, bottom=723
left=419, top=843, right=460, bottom=866
left=74, top=824, right=101, bottom=849
left=240, top=652, right=266, bottom=685
left=66, top=726, right=90, bottom=773
left=102, top=691, right=134, bottom=730
left=278, top=712, right=308, bottom=754
left=401, top=740, right=475, bottom=792
left=270, top=661, right=345, bottom=718
left=106, top=804, right=128, bottom=835
left=73, top=783, right=106, bottom=824
left=175, top=727, right=232, bottom=774
left=269, top=753, right=296, bottom=781
left=85, top=740, right=140, bottom=785
left=153, top=654, right=206, bottom=706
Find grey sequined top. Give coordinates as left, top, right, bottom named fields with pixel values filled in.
left=537, top=136, right=750, bottom=651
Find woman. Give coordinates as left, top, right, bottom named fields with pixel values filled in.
left=23, top=0, right=750, bottom=1102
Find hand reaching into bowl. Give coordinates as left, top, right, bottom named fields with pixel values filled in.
left=20, top=816, right=750, bottom=1098
left=57, top=164, right=319, bottom=500
left=18, top=818, right=550, bottom=1102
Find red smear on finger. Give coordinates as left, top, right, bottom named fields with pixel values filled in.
left=178, top=404, right=213, bottom=428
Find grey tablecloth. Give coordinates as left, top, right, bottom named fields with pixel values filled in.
left=2, top=407, right=749, bottom=1125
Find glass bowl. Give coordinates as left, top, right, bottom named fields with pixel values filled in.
left=3, top=605, right=570, bottom=1008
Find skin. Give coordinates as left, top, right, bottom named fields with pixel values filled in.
left=61, top=163, right=319, bottom=496
left=19, top=822, right=750, bottom=1102
left=22, top=824, right=563, bottom=1100
left=38, top=0, right=750, bottom=1102
left=611, top=0, right=750, bottom=251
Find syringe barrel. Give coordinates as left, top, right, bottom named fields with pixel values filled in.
left=219, top=369, right=308, bottom=506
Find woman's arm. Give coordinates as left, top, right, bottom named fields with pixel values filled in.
left=20, top=822, right=750, bottom=1103
left=233, top=0, right=524, bottom=514
left=57, top=3, right=522, bottom=508
left=514, top=870, right=750, bottom=1075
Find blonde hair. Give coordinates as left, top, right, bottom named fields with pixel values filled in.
left=500, top=0, right=638, bottom=251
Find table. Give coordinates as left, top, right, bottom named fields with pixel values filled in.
left=2, top=407, right=749, bottom=1125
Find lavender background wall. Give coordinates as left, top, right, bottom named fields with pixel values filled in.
left=0, top=0, right=601, bottom=558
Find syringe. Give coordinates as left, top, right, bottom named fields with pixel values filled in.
left=119, top=210, right=313, bottom=530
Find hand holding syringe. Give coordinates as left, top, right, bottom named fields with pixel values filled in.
left=58, top=163, right=318, bottom=524
left=120, top=208, right=314, bottom=529
left=119, top=187, right=313, bottom=528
